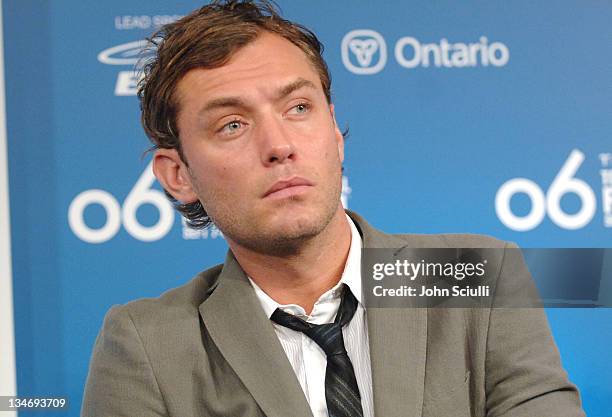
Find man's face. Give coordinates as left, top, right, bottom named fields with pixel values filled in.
left=160, top=32, right=345, bottom=253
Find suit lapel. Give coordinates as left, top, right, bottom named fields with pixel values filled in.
left=348, top=211, right=428, bottom=417
left=199, top=251, right=313, bottom=417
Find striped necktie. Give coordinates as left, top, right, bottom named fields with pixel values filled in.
left=271, top=284, right=364, bottom=417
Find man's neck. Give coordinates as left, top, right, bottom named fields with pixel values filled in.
left=228, top=208, right=352, bottom=315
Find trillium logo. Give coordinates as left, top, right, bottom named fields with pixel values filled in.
left=341, top=29, right=387, bottom=74
left=342, top=30, right=510, bottom=74
left=349, top=39, right=379, bottom=67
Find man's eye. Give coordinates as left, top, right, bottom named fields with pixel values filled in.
left=220, top=120, right=243, bottom=134
left=290, top=103, right=310, bottom=114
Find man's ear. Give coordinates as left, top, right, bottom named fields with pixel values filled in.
left=152, top=149, right=198, bottom=203
left=329, top=104, right=344, bottom=163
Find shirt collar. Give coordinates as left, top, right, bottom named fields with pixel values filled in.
left=248, top=213, right=363, bottom=319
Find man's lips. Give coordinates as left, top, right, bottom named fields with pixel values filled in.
left=263, top=177, right=313, bottom=198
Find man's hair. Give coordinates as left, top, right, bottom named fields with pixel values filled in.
left=138, top=0, right=335, bottom=229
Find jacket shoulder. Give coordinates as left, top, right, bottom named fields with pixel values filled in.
left=116, top=263, right=224, bottom=324
left=390, top=232, right=509, bottom=249
left=348, top=209, right=509, bottom=249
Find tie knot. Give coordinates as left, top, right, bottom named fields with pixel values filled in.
left=270, top=284, right=359, bottom=357
left=304, top=323, right=345, bottom=356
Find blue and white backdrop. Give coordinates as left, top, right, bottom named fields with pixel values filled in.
left=1, top=1, right=611, bottom=416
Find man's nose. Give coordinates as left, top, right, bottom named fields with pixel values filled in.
left=258, top=114, right=295, bottom=166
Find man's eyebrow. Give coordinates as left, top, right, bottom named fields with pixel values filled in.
left=198, top=78, right=317, bottom=116
left=200, top=97, right=248, bottom=115
left=275, top=78, right=317, bottom=100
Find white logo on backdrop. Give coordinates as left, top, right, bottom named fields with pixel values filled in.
left=68, top=162, right=174, bottom=243
left=342, top=31, right=509, bottom=74
left=97, top=40, right=151, bottom=66
left=114, top=14, right=183, bottom=31
left=342, top=30, right=387, bottom=74
left=97, top=40, right=153, bottom=95
left=495, top=149, right=606, bottom=231
left=68, top=162, right=353, bottom=243
left=600, top=152, right=612, bottom=227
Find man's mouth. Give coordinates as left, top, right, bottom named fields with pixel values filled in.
left=263, top=177, right=313, bottom=199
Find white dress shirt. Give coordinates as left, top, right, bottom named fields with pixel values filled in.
left=248, top=215, right=374, bottom=417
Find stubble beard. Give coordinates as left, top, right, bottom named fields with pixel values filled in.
left=208, top=179, right=343, bottom=258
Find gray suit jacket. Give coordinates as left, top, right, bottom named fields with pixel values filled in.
left=82, top=211, right=585, bottom=417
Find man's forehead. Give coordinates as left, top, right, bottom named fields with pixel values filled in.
left=175, top=32, right=323, bottom=100
left=223, top=31, right=315, bottom=70
left=176, top=73, right=324, bottom=121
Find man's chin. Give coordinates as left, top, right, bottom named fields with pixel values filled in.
left=243, top=212, right=331, bottom=256
left=220, top=196, right=343, bottom=256
left=268, top=215, right=325, bottom=241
